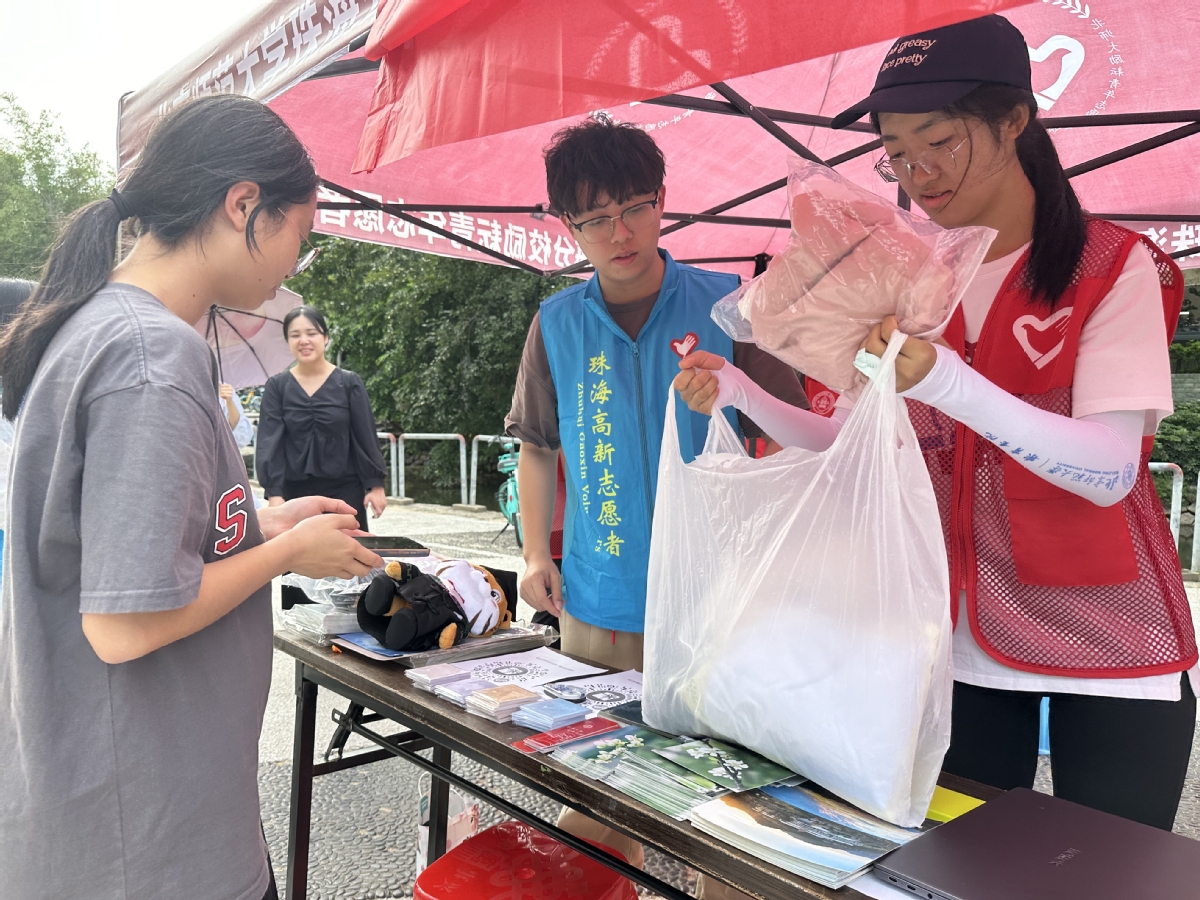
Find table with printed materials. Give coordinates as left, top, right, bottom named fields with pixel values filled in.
left=275, top=629, right=998, bottom=900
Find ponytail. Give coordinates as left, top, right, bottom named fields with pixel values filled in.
left=0, top=200, right=124, bottom=419
left=0, top=94, right=319, bottom=420
left=946, top=85, right=1086, bottom=308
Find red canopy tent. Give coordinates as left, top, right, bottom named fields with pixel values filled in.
left=118, top=0, right=1200, bottom=289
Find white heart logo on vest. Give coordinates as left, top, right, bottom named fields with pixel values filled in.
left=1013, top=307, right=1073, bottom=369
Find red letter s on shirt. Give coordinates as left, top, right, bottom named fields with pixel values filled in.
left=214, top=485, right=248, bottom=555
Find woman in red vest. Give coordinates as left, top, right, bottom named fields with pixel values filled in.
left=676, top=15, right=1196, bottom=830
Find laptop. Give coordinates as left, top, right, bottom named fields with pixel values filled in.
left=875, top=787, right=1200, bottom=900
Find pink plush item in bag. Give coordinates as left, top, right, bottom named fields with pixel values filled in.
left=712, top=158, right=995, bottom=394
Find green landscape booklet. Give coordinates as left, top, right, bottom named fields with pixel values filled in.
left=688, top=783, right=930, bottom=889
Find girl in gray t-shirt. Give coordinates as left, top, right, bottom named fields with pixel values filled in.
left=0, top=96, right=382, bottom=900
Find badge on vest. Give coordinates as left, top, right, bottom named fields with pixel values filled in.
left=670, top=332, right=699, bottom=357
left=1012, top=307, right=1073, bottom=370
left=810, top=390, right=837, bottom=416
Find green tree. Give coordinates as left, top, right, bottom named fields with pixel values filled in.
left=289, top=236, right=571, bottom=483
left=0, top=95, right=111, bottom=279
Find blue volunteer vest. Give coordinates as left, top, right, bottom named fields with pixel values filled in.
left=540, top=251, right=740, bottom=632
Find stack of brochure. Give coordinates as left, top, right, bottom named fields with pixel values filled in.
left=511, top=698, right=588, bottom=730
left=606, top=734, right=795, bottom=820
left=550, top=726, right=646, bottom=780
left=433, top=677, right=496, bottom=707
left=405, top=664, right=470, bottom=693
left=284, top=602, right=360, bottom=640
left=606, top=745, right=726, bottom=820
left=466, top=685, right=542, bottom=723
left=688, top=783, right=929, bottom=890
left=543, top=727, right=805, bottom=824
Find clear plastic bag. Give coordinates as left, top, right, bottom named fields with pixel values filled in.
left=643, top=331, right=953, bottom=827
left=279, top=569, right=384, bottom=607
left=712, top=157, right=994, bottom=394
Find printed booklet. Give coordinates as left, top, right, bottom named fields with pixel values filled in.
left=688, top=783, right=930, bottom=889
left=653, top=738, right=794, bottom=792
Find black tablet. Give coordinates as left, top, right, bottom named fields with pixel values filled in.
left=356, top=535, right=430, bottom=557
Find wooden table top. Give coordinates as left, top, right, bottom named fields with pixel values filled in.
left=275, top=629, right=999, bottom=900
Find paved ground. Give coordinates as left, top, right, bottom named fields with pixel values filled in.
left=257, top=497, right=1200, bottom=898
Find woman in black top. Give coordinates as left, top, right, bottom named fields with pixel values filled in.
left=257, top=306, right=388, bottom=607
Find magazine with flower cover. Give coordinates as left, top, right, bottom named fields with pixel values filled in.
left=652, top=738, right=795, bottom=792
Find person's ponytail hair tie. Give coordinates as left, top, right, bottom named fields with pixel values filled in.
left=0, top=94, right=319, bottom=420
left=107, top=188, right=134, bottom=221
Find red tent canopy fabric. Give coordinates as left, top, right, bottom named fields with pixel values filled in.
left=354, top=0, right=1033, bottom=171
left=119, top=0, right=1200, bottom=279
left=363, top=0, right=471, bottom=58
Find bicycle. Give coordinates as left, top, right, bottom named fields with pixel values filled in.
left=495, top=438, right=522, bottom=548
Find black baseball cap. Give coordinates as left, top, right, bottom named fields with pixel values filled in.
left=831, top=15, right=1032, bottom=129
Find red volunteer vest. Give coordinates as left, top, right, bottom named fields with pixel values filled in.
left=907, top=218, right=1196, bottom=677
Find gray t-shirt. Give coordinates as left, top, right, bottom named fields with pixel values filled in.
left=0, top=284, right=273, bottom=900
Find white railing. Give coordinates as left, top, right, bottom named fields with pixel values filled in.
left=468, top=434, right=521, bottom=507
left=1193, top=468, right=1200, bottom=574
left=377, top=432, right=399, bottom=498
left=397, top=433, right=468, bottom=506
left=1149, top=462, right=1184, bottom=546
left=1148, top=462, right=1189, bottom=566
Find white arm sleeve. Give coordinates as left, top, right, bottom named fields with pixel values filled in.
left=901, top=345, right=1144, bottom=507
left=711, top=362, right=847, bottom=452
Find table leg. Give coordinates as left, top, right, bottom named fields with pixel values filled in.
left=286, top=662, right=318, bottom=900
left=426, top=744, right=453, bottom=867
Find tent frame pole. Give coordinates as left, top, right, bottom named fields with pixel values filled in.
left=641, top=93, right=876, bottom=132
left=316, top=84, right=1200, bottom=276
left=659, top=178, right=787, bottom=238
left=708, top=82, right=824, bottom=165
left=1064, top=121, right=1200, bottom=179
left=644, top=93, right=1200, bottom=132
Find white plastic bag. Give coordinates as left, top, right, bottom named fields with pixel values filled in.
left=415, top=772, right=480, bottom=875
left=643, top=331, right=953, bottom=827
left=712, top=157, right=994, bottom=394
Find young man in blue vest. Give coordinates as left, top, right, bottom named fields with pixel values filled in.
left=505, top=116, right=807, bottom=868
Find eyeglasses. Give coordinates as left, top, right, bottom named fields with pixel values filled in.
left=874, top=134, right=971, bottom=184
left=567, top=192, right=661, bottom=244
left=287, top=234, right=321, bottom=279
